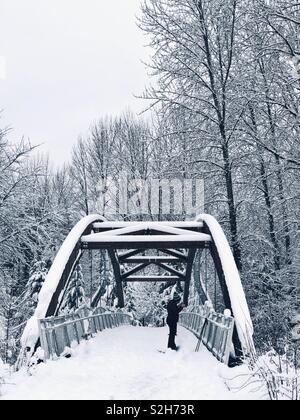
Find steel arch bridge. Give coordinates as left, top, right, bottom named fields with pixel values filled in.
left=21, top=214, right=254, bottom=360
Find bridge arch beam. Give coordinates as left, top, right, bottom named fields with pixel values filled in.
left=21, top=215, right=106, bottom=352
left=196, top=214, right=254, bottom=355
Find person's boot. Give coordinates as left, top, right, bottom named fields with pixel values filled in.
left=171, top=342, right=177, bottom=351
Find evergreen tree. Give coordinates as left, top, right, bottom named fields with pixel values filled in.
left=61, top=265, right=86, bottom=313
left=27, top=261, right=47, bottom=305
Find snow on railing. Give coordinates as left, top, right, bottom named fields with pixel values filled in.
left=92, top=306, right=107, bottom=316
left=179, top=302, right=234, bottom=365
left=38, top=309, right=131, bottom=360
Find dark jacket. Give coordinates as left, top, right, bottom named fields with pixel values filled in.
left=167, top=300, right=183, bottom=325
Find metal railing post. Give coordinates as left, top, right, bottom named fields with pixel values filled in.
left=179, top=305, right=235, bottom=365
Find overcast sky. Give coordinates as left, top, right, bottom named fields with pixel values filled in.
left=0, top=0, right=150, bottom=166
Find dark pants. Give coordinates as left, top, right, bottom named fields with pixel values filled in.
left=167, top=322, right=177, bottom=350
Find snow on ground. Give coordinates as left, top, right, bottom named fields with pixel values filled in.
left=1, top=326, right=263, bottom=400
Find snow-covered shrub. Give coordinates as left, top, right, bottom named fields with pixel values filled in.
left=251, top=348, right=300, bottom=400
left=233, top=337, right=300, bottom=401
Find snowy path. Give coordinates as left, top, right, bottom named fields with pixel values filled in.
left=1, top=326, right=261, bottom=400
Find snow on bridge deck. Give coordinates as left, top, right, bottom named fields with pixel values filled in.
left=1, top=327, right=261, bottom=400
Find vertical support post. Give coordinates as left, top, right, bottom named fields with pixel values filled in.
left=39, top=320, right=50, bottom=361
left=92, top=316, right=97, bottom=334
left=184, top=249, right=197, bottom=306
left=73, top=322, right=80, bottom=344
left=95, top=315, right=101, bottom=332
left=63, top=325, right=71, bottom=348
left=209, top=242, right=243, bottom=357
left=51, top=329, right=59, bottom=358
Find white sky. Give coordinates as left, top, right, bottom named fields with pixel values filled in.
left=0, top=0, right=150, bottom=166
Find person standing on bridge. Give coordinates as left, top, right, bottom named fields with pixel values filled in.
left=167, top=292, right=185, bottom=350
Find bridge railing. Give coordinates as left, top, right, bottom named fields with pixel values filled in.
left=38, top=309, right=131, bottom=360
left=179, top=302, right=235, bottom=365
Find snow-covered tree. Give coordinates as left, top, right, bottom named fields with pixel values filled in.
left=124, top=282, right=172, bottom=326
left=27, top=260, right=47, bottom=305
left=61, top=265, right=86, bottom=313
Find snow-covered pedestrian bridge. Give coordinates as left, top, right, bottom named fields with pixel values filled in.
left=20, top=214, right=254, bottom=369
left=3, top=326, right=259, bottom=400
left=33, top=302, right=235, bottom=365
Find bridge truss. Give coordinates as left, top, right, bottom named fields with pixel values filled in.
left=21, top=214, right=254, bottom=359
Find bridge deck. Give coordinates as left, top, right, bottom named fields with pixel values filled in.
left=1, top=327, right=259, bottom=400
